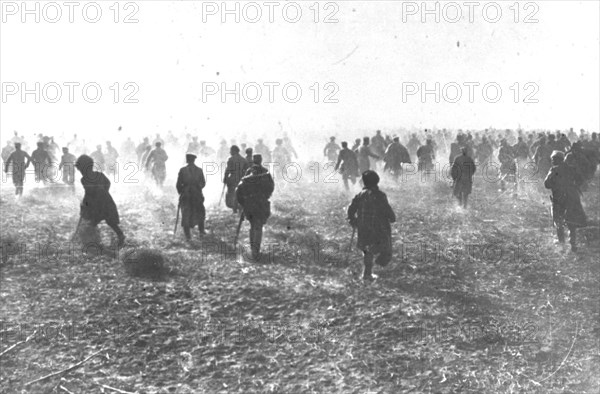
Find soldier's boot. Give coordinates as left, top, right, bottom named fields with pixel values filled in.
left=250, top=223, right=263, bottom=260
left=183, top=226, right=192, bottom=241
left=109, top=224, right=126, bottom=247
left=569, top=226, right=577, bottom=252
left=362, top=252, right=375, bottom=281
left=199, top=219, right=206, bottom=235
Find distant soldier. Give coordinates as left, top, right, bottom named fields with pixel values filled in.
left=323, top=137, right=341, bottom=163
left=513, top=136, right=531, bottom=180
left=140, top=145, right=152, bottom=177
left=59, top=147, right=77, bottom=190
left=272, top=138, right=291, bottom=169
left=153, top=133, right=164, bottom=146
left=217, top=139, right=229, bottom=163
left=557, top=134, right=571, bottom=152
left=357, top=137, right=380, bottom=174
left=145, top=142, right=169, bottom=187
left=90, top=145, right=105, bottom=172
left=187, top=136, right=200, bottom=156
left=565, top=141, right=596, bottom=191
left=136, top=137, right=150, bottom=163
left=176, top=153, right=206, bottom=240
left=2, top=141, right=15, bottom=163
left=334, top=141, right=360, bottom=190
left=31, top=142, right=52, bottom=183
left=371, top=130, right=386, bottom=159
left=406, top=133, right=421, bottom=161
left=245, top=147, right=253, bottom=164
left=383, top=136, right=411, bottom=178
left=449, top=134, right=464, bottom=165
left=254, top=139, right=271, bottom=163
left=544, top=151, right=586, bottom=251
left=4, top=143, right=31, bottom=195
left=351, top=138, right=361, bottom=152
left=451, top=147, right=476, bottom=208
left=75, top=155, right=125, bottom=246
left=120, top=137, right=136, bottom=162
left=236, top=154, right=275, bottom=260
left=533, top=136, right=553, bottom=178
left=199, top=140, right=215, bottom=160
left=283, top=134, right=298, bottom=160
left=498, top=139, right=516, bottom=191
left=105, top=141, right=119, bottom=174
left=476, top=136, right=493, bottom=166
left=347, top=170, right=396, bottom=281
left=416, top=139, right=435, bottom=171
left=223, top=145, right=248, bottom=213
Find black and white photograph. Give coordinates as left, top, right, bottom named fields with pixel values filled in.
left=1, top=1, right=599, bottom=392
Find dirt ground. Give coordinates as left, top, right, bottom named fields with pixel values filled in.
left=1, top=166, right=599, bottom=393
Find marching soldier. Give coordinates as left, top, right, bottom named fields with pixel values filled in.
left=236, top=154, right=275, bottom=260
left=451, top=147, right=476, bottom=208
left=59, top=147, right=77, bottom=191
left=383, top=136, right=411, bottom=178
left=254, top=139, right=271, bottom=163
left=4, top=142, right=31, bottom=196
left=145, top=142, right=169, bottom=187
left=323, top=137, right=341, bottom=163
left=347, top=170, right=396, bottom=281
left=416, top=139, right=435, bottom=172
left=245, top=147, right=254, bottom=164
left=176, top=153, right=206, bottom=240
left=544, top=151, right=586, bottom=252
left=357, top=137, right=380, bottom=174
left=223, top=145, right=248, bottom=213
left=90, top=145, right=105, bottom=172
left=334, top=141, right=360, bottom=190
left=75, top=155, right=125, bottom=246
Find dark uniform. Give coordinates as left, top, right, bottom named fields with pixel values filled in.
left=334, top=143, right=360, bottom=190
left=59, top=148, right=77, bottom=189
left=383, top=138, right=411, bottom=178
left=176, top=154, right=206, bottom=239
left=347, top=170, right=396, bottom=281
left=145, top=143, right=169, bottom=187
left=223, top=146, right=249, bottom=213
left=75, top=155, right=125, bottom=246
left=31, top=142, right=52, bottom=183
left=416, top=140, right=435, bottom=171
left=451, top=148, right=476, bottom=208
left=236, top=155, right=275, bottom=259
left=4, top=143, right=30, bottom=195
left=544, top=151, right=586, bottom=251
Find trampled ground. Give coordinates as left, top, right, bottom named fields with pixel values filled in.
left=1, top=167, right=599, bottom=393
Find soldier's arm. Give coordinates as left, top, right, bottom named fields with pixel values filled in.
left=176, top=171, right=184, bottom=194
left=199, top=170, right=206, bottom=189
left=4, top=153, right=13, bottom=172
left=334, top=152, right=343, bottom=171
left=347, top=196, right=359, bottom=225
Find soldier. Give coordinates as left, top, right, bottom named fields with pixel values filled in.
left=2, top=141, right=14, bottom=162
left=145, top=142, right=169, bottom=187
left=351, top=138, right=361, bottom=152
left=334, top=141, right=360, bottom=190
left=59, top=147, right=77, bottom=191
left=217, top=139, right=229, bottom=163
left=476, top=136, right=493, bottom=166
left=565, top=141, right=596, bottom=191
left=283, top=134, right=298, bottom=160
left=416, top=139, right=435, bottom=172
left=90, top=145, right=105, bottom=172
left=323, top=137, right=341, bottom=163
left=371, top=130, right=386, bottom=160
left=357, top=137, right=380, bottom=174
left=223, top=145, right=248, bottom=213
left=533, top=136, right=553, bottom=178
left=199, top=140, right=215, bottom=160
left=136, top=137, right=150, bottom=163
left=187, top=136, right=200, bottom=156
left=105, top=141, right=119, bottom=175
left=120, top=137, right=136, bottom=162
left=557, top=134, right=571, bottom=152
left=498, top=139, right=516, bottom=191
left=544, top=151, right=586, bottom=252
left=31, top=142, right=52, bottom=183
left=176, top=153, right=206, bottom=240
left=406, top=133, right=421, bottom=161
left=451, top=147, right=476, bottom=208
left=75, top=155, right=125, bottom=246
left=4, top=143, right=31, bottom=196
left=236, top=154, right=275, bottom=260
left=254, top=139, right=272, bottom=163
left=245, top=147, right=253, bottom=163
left=347, top=170, right=396, bottom=281
left=271, top=138, right=291, bottom=177
left=383, top=136, right=411, bottom=178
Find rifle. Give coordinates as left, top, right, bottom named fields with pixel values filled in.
left=174, top=200, right=181, bottom=235
left=234, top=209, right=245, bottom=246
left=219, top=182, right=226, bottom=206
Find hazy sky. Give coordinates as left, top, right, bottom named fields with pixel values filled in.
left=1, top=1, right=598, bottom=145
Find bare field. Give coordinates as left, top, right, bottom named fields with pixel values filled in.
left=1, top=170, right=599, bottom=393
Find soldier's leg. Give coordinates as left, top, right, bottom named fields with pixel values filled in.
left=342, top=174, right=349, bottom=191
left=199, top=203, right=206, bottom=234
left=463, top=193, right=469, bottom=208
left=250, top=218, right=263, bottom=259
left=183, top=226, right=191, bottom=240
left=363, top=251, right=374, bottom=280
left=107, top=222, right=126, bottom=246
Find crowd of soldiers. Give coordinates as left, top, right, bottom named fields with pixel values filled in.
left=2, top=126, right=598, bottom=278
